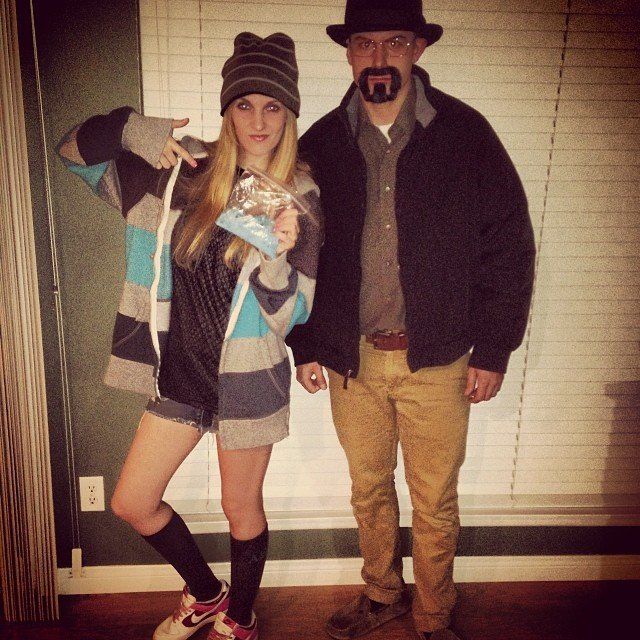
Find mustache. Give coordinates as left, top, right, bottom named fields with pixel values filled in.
left=358, top=67, right=402, bottom=103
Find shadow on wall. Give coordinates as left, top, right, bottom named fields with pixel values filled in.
left=603, top=375, right=640, bottom=513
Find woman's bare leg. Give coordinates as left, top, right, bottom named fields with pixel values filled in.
left=218, top=438, right=273, bottom=625
left=111, top=411, right=202, bottom=535
left=111, top=411, right=224, bottom=605
left=217, top=439, right=272, bottom=539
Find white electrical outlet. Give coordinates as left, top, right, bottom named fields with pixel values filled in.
left=79, top=476, right=105, bottom=511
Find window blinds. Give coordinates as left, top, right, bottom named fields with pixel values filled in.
left=0, top=0, right=59, bottom=619
left=139, top=0, right=640, bottom=521
left=513, top=0, right=640, bottom=502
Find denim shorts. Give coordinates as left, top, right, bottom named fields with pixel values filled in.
left=145, top=396, right=219, bottom=435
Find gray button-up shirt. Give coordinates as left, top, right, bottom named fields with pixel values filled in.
left=345, top=77, right=437, bottom=335
left=357, top=82, right=415, bottom=334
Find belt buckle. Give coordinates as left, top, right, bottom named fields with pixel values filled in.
left=372, top=330, right=396, bottom=350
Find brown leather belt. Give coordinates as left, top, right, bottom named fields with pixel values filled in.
left=365, top=331, right=408, bottom=351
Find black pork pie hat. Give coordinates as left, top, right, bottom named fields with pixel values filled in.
left=327, top=0, right=443, bottom=47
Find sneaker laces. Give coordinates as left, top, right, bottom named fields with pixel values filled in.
left=172, top=587, right=196, bottom=623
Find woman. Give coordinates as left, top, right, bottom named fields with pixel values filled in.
left=57, top=32, right=321, bottom=640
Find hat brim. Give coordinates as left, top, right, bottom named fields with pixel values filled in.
left=327, top=21, right=443, bottom=47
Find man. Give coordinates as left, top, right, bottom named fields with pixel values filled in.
left=286, top=1, right=535, bottom=638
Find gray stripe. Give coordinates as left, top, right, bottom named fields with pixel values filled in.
left=125, top=192, right=165, bottom=232
left=250, top=265, right=298, bottom=315
left=226, top=50, right=298, bottom=74
left=224, top=60, right=298, bottom=85
left=104, top=355, right=155, bottom=396
left=122, top=111, right=173, bottom=167
left=119, top=280, right=149, bottom=319
left=97, top=161, right=122, bottom=209
left=218, top=404, right=289, bottom=451
left=221, top=76, right=299, bottom=105
left=119, top=281, right=170, bottom=328
left=57, top=125, right=84, bottom=165
left=277, top=295, right=300, bottom=335
left=220, top=334, right=288, bottom=374
left=235, top=33, right=294, bottom=50
left=218, top=359, right=291, bottom=420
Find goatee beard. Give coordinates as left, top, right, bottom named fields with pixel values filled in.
left=358, top=67, right=402, bottom=103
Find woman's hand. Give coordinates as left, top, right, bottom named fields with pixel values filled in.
left=274, top=207, right=300, bottom=255
left=155, top=117, right=198, bottom=169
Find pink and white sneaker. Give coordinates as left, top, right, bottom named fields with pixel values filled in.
left=153, top=580, right=230, bottom=640
left=207, top=611, right=259, bottom=640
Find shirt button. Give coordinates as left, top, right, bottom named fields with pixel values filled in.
left=384, top=186, right=391, bottom=192
left=385, top=224, right=391, bottom=230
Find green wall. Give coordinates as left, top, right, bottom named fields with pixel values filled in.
left=16, top=0, right=71, bottom=565
left=24, top=0, right=147, bottom=568
left=21, top=0, right=639, bottom=571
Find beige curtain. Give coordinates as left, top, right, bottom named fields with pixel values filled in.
left=0, top=0, right=58, bottom=622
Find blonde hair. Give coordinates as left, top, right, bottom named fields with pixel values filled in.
left=173, top=106, right=300, bottom=270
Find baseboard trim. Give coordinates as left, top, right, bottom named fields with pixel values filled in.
left=178, top=498, right=640, bottom=532
left=57, top=555, right=640, bottom=595
left=183, top=511, right=640, bottom=533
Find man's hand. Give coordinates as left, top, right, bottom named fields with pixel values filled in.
left=296, top=362, right=327, bottom=394
left=464, top=367, right=504, bottom=403
left=156, top=117, right=198, bottom=169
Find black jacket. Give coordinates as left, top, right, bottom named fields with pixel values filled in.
left=286, top=67, right=535, bottom=377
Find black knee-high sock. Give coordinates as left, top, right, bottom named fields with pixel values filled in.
left=227, top=526, right=269, bottom=626
left=143, top=510, right=222, bottom=601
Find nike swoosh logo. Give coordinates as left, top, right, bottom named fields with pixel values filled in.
left=182, top=609, right=217, bottom=628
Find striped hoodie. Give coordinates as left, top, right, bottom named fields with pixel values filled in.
left=57, top=107, right=322, bottom=450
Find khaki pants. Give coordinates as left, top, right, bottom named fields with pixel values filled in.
left=327, top=340, right=470, bottom=632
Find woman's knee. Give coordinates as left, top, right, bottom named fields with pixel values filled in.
left=110, top=490, right=157, bottom=527
left=110, top=491, right=136, bottom=523
left=220, top=493, right=264, bottom=529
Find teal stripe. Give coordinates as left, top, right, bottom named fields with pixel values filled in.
left=228, top=288, right=309, bottom=339
left=286, top=291, right=309, bottom=334
left=68, top=161, right=109, bottom=193
left=229, top=289, right=270, bottom=339
left=124, top=226, right=172, bottom=299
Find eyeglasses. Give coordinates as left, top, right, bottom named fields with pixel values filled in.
left=348, top=35, right=416, bottom=58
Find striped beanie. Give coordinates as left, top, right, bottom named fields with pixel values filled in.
left=220, top=32, right=300, bottom=117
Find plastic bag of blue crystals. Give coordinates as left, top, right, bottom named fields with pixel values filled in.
left=216, top=168, right=308, bottom=259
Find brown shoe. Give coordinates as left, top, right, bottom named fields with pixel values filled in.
left=325, top=591, right=411, bottom=639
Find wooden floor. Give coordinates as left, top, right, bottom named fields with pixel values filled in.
left=2, top=581, right=638, bottom=639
